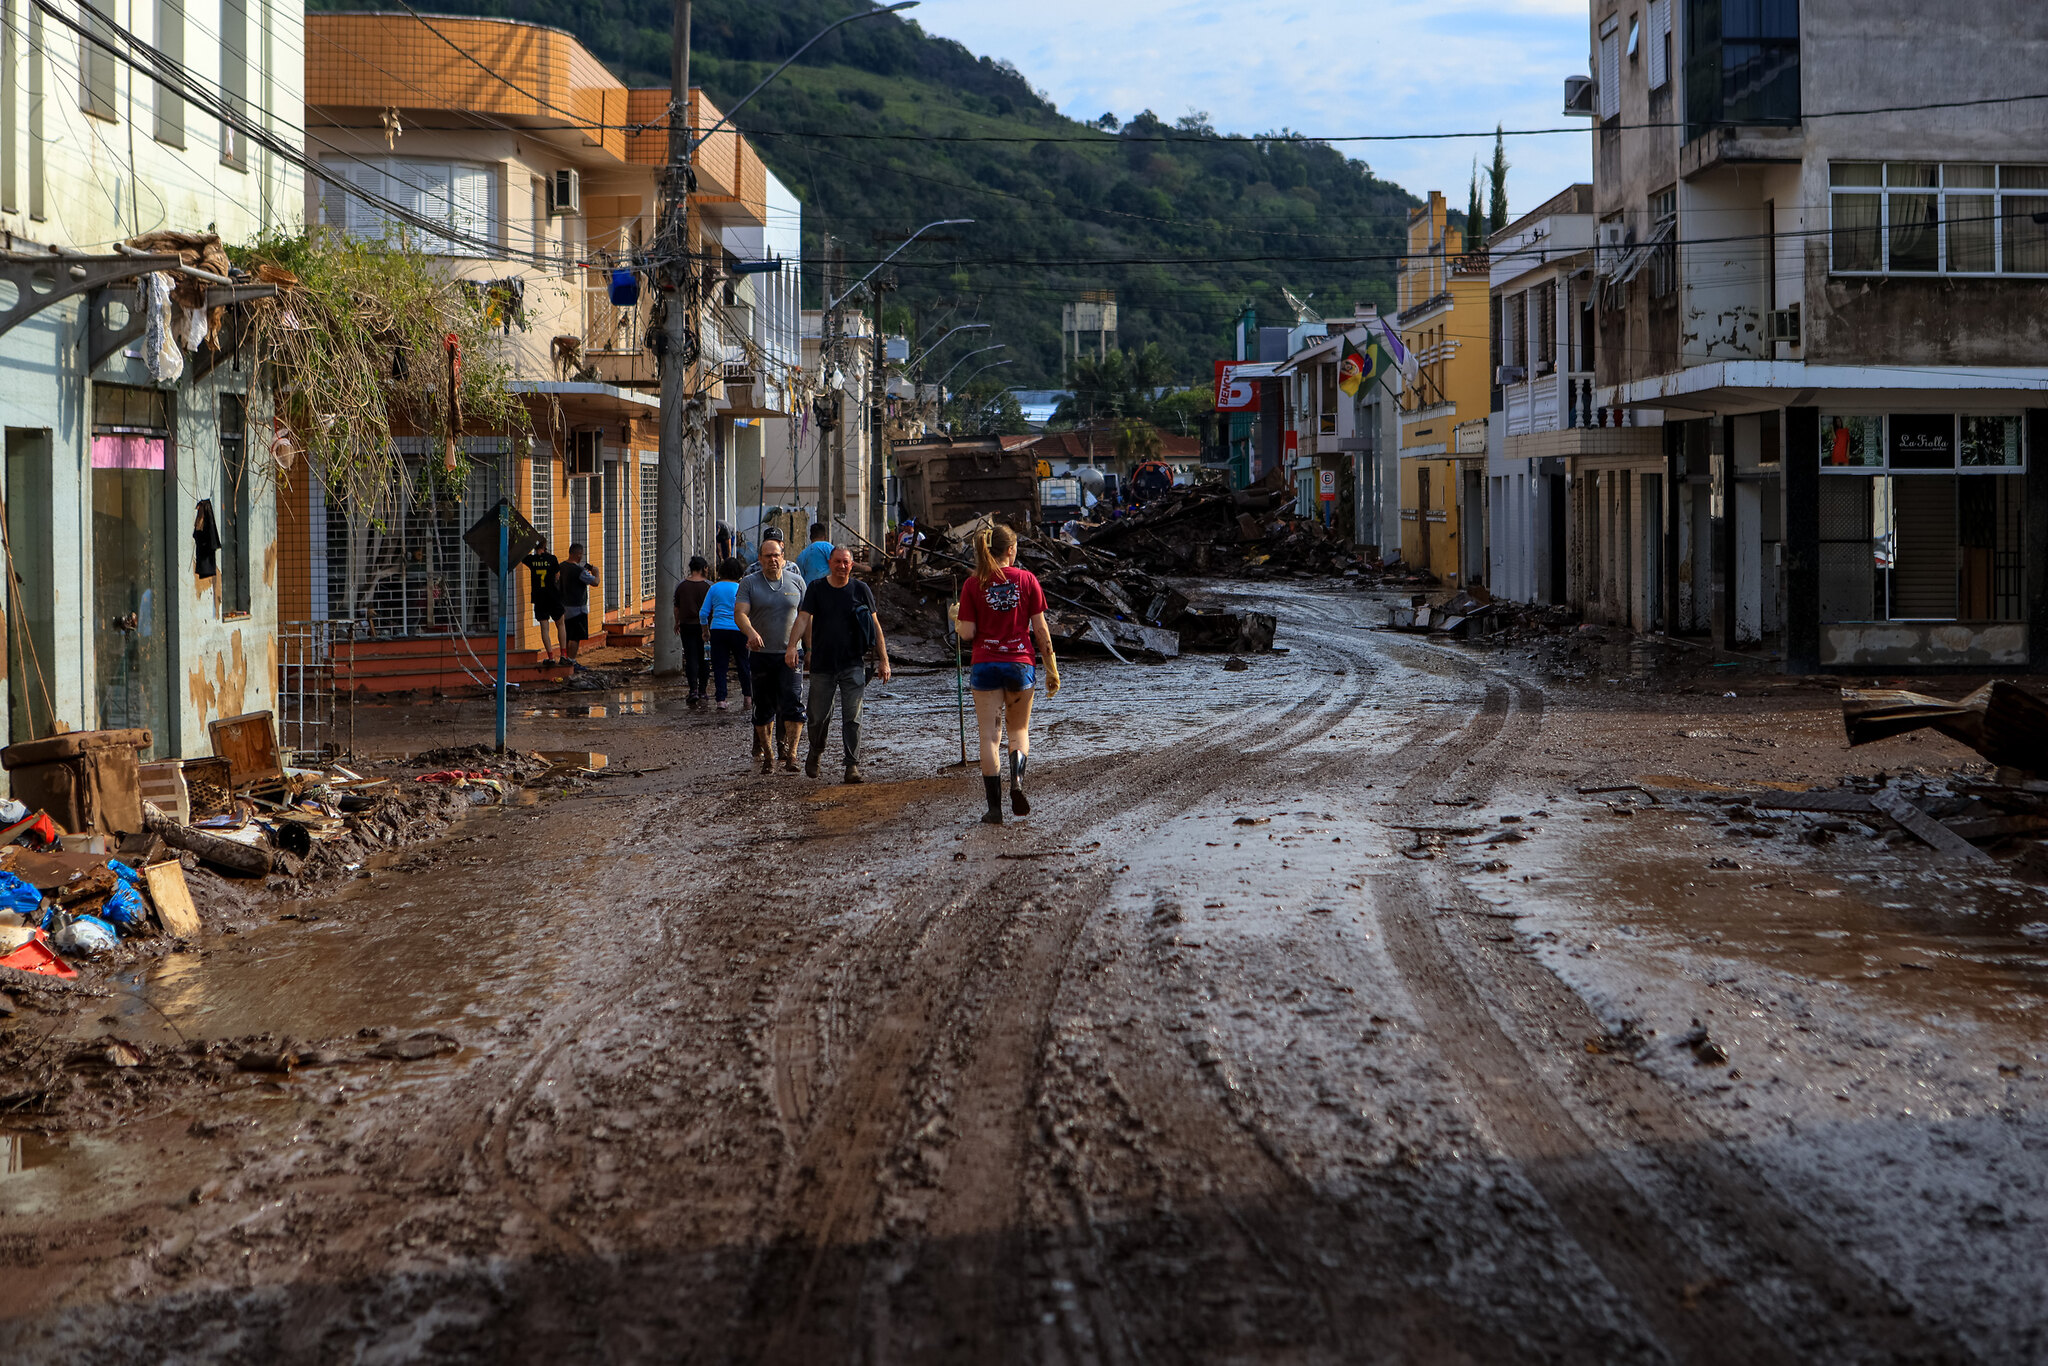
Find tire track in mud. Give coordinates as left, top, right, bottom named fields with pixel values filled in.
left=738, top=631, right=1389, bottom=1359
left=1356, top=633, right=1965, bottom=1364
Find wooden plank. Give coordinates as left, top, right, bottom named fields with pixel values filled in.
left=1752, top=790, right=1878, bottom=814
left=1871, top=790, right=1996, bottom=864
left=539, top=751, right=608, bottom=769
left=143, top=860, right=201, bottom=937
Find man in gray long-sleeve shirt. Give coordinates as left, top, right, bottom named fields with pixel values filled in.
left=560, top=542, right=600, bottom=663
left=734, top=533, right=806, bottom=773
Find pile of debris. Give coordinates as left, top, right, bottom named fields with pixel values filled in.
left=1074, top=479, right=1374, bottom=581
left=873, top=513, right=1276, bottom=664
left=0, top=717, right=559, bottom=981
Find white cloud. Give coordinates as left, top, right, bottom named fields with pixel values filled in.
left=911, top=0, right=1593, bottom=212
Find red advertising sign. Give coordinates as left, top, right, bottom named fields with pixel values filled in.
left=1213, top=360, right=1258, bottom=412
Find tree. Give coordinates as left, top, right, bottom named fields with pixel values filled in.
left=1466, top=159, right=1485, bottom=251
left=944, top=382, right=1029, bottom=436
left=1487, top=125, right=1510, bottom=238
left=1151, top=384, right=1213, bottom=437
left=1113, top=418, right=1162, bottom=462
left=1053, top=343, right=1174, bottom=428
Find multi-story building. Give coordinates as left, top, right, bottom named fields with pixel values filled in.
left=1588, top=1, right=2048, bottom=670
left=1273, top=306, right=1404, bottom=553
left=1487, top=183, right=1666, bottom=621
left=1396, top=192, right=1492, bottom=582
left=293, top=12, right=800, bottom=684
left=0, top=0, right=301, bottom=759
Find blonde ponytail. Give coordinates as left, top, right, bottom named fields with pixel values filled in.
left=974, top=524, right=1016, bottom=586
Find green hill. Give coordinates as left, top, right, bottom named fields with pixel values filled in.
left=313, top=1, right=1428, bottom=387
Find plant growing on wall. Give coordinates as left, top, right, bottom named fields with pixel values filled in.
left=233, top=227, right=531, bottom=626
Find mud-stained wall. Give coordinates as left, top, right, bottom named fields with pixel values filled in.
left=1821, top=623, right=2028, bottom=669
left=186, top=630, right=253, bottom=728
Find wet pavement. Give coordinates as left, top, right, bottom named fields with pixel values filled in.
left=2, top=581, right=2044, bottom=1363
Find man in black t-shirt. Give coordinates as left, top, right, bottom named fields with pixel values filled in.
left=786, top=546, right=891, bottom=783
left=522, top=547, right=564, bottom=664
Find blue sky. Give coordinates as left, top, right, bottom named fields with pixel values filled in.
left=911, top=0, right=1595, bottom=219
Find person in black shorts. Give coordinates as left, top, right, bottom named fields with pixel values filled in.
left=522, top=544, right=564, bottom=664
left=560, top=541, right=600, bottom=663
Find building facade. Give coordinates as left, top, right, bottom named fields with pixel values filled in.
left=1273, top=308, right=1404, bottom=553
left=1396, top=192, right=1492, bottom=581
left=295, top=13, right=800, bottom=674
left=1590, top=0, right=2048, bottom=669
left=1, top=0, right=302, bottom=761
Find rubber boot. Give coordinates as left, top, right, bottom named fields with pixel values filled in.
left=804, top=743, right=822, bottom=779
left=1010, top=752, right=1030, bottom=816
left=981, top=775, right=1004, bottom=824
left=779, top=721, right=803, bottom=773
left=754, top=724, right=772, bottom=774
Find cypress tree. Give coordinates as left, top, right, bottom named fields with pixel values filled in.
left=1487, top=125, right=1510, bottom=237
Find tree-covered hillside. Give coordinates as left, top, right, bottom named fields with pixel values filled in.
left=313, top=1, right=1430, bottom=386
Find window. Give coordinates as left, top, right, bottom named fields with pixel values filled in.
left=1, top=0, right=14, bottom=211
left=638, top=458, right=657, bottom=600
left=1686, top=0, right=1799, bottom=136
left=220, top=394, right=251, bottom=616
left=1598, top=14, right=1621, bottom=120
left=529, top=446, right=554, bottom=544
left=1830, top=163, right=2048, bottom=275
left=323, top=157, right=499, bottom=257
left=1648, top=186, right=1678, bottom=298
left=602, top=454, right=621, bottom=613
left=26, top=1, right=42, bottom=219
left=80, top=0, right=117, bottom=121
left=155, top=0, right=185, bottom=146
left=1535, top=285, right=1557, bottom=372
left=1816, top=413, right=2024, bottom=623
left=1648, top=0, right=1672, bottom=89
left=1628, top=13, right=1641, bottom=58
left=220, top=0, right=247, bottom=167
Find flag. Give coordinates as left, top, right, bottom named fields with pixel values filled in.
left=1337, top=336, right=1371, bottom=396
left=1376, top=316, right=1417, bottom=383
left=1339, top=330, right=1393, bottom=396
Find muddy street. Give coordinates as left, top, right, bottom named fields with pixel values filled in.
left=4, top=582, right=2044, bottom=1362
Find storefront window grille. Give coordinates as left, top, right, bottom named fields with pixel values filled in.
left=1816, top=412, right=2023, bottom=623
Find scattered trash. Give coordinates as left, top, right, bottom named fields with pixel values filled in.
left=51, top=914, right=118, bottom=957
left=367, top=1031, right=459, bottom=1061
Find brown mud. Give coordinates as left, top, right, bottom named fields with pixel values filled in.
left=0, top=582, right=2036, bottom=1363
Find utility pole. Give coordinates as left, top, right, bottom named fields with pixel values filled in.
left=870, top=273, right=894, bottom=549
left=823, top=234, right=843, bottom=529
left=652, top=0, right=693, bottom=676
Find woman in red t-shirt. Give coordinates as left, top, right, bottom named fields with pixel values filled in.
left=950, top=524, right=1061, bottom=824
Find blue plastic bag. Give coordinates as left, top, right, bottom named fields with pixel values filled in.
left=53, top=914, right=117, bottom=956
left=100, top=883, right=147, bottom=930
left=0, top=870, right=39, bottom=920
left=108, top=859, right=142, bottom=886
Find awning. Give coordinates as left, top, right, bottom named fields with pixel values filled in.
left=1604, top=361, right=2048, bottom=414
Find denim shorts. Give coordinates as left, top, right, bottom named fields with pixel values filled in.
left=969, top=661, right=1035, bottom=692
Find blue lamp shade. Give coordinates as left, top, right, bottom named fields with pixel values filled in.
left=609, top=270, right=642, bottom=307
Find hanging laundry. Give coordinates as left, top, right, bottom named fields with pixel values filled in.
left=193, top=498, right=221, bottom=578
left=143, top=273, right=184, bottom=382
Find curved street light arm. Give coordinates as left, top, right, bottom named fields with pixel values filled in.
left=934, top=342, right=1006, bottom=388
left=907, top=322, right=990, bottom=372
left=827, top=217, right=973, bottom=312
left=690, top=2, right=919, bottom=153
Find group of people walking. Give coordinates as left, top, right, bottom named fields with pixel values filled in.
left=670, top=520, right=1055, bottom=824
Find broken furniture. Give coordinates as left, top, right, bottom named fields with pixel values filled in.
left=0, top=728, right=152, bottom=837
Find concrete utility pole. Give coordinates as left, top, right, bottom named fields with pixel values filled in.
left=652, top=0, right=693, bottom=676
left=871, top=274, right=894, bottom=548
left=651, top=1, right=920, bottom=674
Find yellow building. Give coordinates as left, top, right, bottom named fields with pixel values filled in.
left=1396, top=192, right=1492, bottom=581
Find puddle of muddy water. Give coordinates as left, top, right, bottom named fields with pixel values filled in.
left=518, top=690, right=656, bottom=719
left=2, top=1130, right=59, bottom=1176
left=1515, top=804, right=2048, bottom=1029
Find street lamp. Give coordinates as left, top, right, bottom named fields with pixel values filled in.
left=827, top=218, right=974, bottom=312
left=948, top=358, right=1015, bottom=398
left=934, top=342, right=1006, bottom=389
left=908, top=322, right=990, bottom=373
left=692, top=2, right=920, bottom=152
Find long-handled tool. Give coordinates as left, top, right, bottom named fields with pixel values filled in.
left=950, top=570, right=969, bottom=767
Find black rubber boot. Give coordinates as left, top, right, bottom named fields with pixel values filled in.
left=982, top=775, right=1004, bottom=824
left=1009, top=752, right=1030, bottom=816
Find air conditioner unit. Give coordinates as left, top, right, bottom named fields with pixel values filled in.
left=549, top=168, right=582, bottom=217
left=1496, top=364, right=1527, bottom=386
left=568, top=428, right=603, bottom=476
left=1563, top=75, right=1596, bottom=117
left=1768, top=304, right=1802, bottom=346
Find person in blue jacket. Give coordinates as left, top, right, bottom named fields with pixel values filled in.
left=794, top=522, right=835, bottom=584
left=699, top=557, right=753, bottom=710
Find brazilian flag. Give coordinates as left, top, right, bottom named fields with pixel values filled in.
left=1338, top=331, right=1391, bottom=396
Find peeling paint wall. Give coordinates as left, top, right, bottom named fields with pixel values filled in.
left=1821, top=623, right=2028, bottom=669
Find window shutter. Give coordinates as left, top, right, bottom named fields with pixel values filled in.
left=452, top=165, right=494, bottom=253
left=1599, top=26, right=1621, bottom=119
left=1648, top=0, right=1670, bottom=89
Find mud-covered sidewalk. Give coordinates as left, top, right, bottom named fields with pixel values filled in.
left=2, top=582, right=2041, bottom=1364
